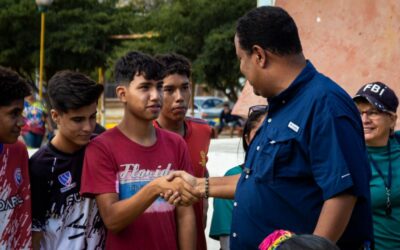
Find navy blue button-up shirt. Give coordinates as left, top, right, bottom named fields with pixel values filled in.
left=231, top=61, right=373, bottom=249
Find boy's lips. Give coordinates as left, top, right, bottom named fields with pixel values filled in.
left=147, top=105, right=161, bottom=112
left=172, top=106, right=187, bottom=113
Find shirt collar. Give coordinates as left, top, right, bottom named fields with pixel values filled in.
left=267, top=60, right=317, bottom=109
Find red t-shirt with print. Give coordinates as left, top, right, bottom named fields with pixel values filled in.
left=81, top=127, right=194, bottom=250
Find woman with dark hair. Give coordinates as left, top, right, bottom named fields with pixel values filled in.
left=209, top=105, right=267, bottom=250
left=353, top=82, right=400, bottom=249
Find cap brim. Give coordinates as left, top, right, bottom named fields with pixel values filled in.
left=353, top=94, right=389, bottom=112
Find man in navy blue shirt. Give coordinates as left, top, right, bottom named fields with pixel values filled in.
left=165, top=6, right=373, bottom=250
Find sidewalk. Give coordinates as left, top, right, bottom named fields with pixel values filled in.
left=206, top=138, right=245, bottom=250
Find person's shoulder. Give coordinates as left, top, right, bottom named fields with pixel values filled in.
left=185, top=117, right=212, bottom=133
left=30, top=143, right=47, bottom=157
left=10, top=140, right=28, bottom=152
left=306, top=74, right=357, bottom=116
left=392, top=131, right=400, bottom=145
left=6, top=140, right=28, bottom=156
left=185, top=117, right=209, bottom=126
left=156, top=127, right=186, bottom=148
left=157, top=127, right=183, bottom=140
left=225, top=165, right=243, bottom=176
left=90, top=127, right=117, bottom=144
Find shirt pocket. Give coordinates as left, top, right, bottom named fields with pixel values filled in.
left=254, top=128, right=298, bottom=183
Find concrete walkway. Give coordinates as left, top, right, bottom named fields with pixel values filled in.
left=206, top=138, right=245, bottom=250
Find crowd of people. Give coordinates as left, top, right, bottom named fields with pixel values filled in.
left=0, top=5, right=399, bottom=250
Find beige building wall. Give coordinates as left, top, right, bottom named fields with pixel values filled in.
left=233, top=0, right=400, bottom=127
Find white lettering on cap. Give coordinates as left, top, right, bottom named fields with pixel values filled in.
left=363, top=83, right=386, bottom=96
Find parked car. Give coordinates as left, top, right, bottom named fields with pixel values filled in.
left=187, top=96, right=226, bottom=126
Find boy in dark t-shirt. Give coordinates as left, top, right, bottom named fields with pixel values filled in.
left=0, top=66, right=32, bottom=249
left=29, top=71, right=105, bottom=250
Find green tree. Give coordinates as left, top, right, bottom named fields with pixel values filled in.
left=0, top=0, right=134, bottom=88
left=194, top=23, right=240, bottom=101
left=116, top=0, right=255, bottom=101
left=0, top=0, right=39, bottom=85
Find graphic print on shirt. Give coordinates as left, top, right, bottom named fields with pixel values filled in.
left=58, top=171, right=76, bottom=193
left=40, top=196, right=105, bottom=250
left=119, top=162, right=174, bottom=213
left=0, top=146, right=31, bottom=249
left=30, top=146, right=105, bottom=250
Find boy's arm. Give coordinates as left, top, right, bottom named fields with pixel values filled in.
left=176, top=206, right=196, bottom=250
left=95, top=176, right=199, bottom=234
left=164, top=171, right=240, bottom=203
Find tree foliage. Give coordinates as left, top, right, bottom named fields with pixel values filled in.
left=0, top=0, right=134, bottom=88
left=0, top=0, right=255, bottom=101
left=116, top=0, right=256, bottom=101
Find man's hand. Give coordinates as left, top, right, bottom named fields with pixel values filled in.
left=161, top=171, right=203, bottom=206
left=158, top=174, right=201, bottom=206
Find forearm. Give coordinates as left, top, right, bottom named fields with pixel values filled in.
left=197, top=174, right=240, bottom=199
left=176, top=206, right=196, bottom=250
left=313, top=193, right=357, bottom=242
left=96, top=181, right=161, bottom=233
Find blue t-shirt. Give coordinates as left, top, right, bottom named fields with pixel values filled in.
left=230, top=61, right=373, bottom=250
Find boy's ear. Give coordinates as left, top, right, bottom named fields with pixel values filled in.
left=116, top=85, right=127, bottom=103
left=50, top=109, right=60, bottom=125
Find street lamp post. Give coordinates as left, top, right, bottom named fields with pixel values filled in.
left=35, top=0, right=53, bottom=100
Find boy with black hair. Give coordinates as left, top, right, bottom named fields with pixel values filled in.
left=0, top=66, right=32, bottom=249
left=29, top=70, right=105, bottom=249
left=154, top=53, right=212, bottom=250
left=81, top=51, right=197, bottom=250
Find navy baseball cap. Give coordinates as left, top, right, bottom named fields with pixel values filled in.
left=353, top=82, right=398, bottom=113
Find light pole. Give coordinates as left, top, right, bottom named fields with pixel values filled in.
left=36, top=0, right=53, bottom=100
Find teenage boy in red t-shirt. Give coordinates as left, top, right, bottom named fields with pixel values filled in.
left=154, top=53, right=213, bottom=250
left=81, top=51, right=198, bottom=250
left=0, top=66, right=32, bottom=249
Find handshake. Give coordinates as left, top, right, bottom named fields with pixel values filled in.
left=157, top=171, right=206, bottom=206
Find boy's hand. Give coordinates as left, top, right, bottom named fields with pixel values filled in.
left=161, top=171, right=204, bottom=206
left=158, top=175, right=200, bottom=206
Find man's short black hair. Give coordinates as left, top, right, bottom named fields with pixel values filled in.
left=236, top=6, right=302, bottom=56
left=48, top=70, right=104, bottom=113
left=114, top=51, right=163, bottom=85
left=155, top=53, right=192, bottom=78
left=0, top=66, right=31, bottom=106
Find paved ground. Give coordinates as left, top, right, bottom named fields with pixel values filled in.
left=28, top=137, right=243, bottom=250
left=206, top=138, right=245, bottom=250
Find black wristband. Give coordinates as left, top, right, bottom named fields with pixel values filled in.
left=205, top=177, right=209, bottom=199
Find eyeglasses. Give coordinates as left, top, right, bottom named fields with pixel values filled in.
left=359, top=109, right=385, bottom=119
left=248, top=105, right=268, bottom=117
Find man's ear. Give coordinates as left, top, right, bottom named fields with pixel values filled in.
left=252, top=45, right=267, bottom=68
left=50, top=109, right=60, bottom=125
left=116, top=85, right=127, bottom=103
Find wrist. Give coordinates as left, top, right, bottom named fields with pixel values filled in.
left=197, top=178, right=206, bottom=198
left=150, top=178, right=164, bottom=197
left=205, top=177, right=209, bottom=199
